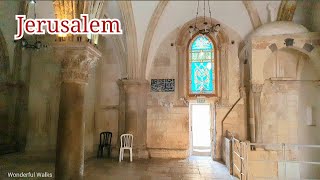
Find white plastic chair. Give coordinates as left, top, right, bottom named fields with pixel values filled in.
left=119, top=134, right=133, bottom=162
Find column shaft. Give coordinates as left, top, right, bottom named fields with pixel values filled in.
left=55, top=82, right=85, bottom=180
left=120, top=79, right=149, bottom=158
left=252, top=84, right=263, bottom=143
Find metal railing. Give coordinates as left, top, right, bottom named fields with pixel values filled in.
left=230, top=137, right=320, bottom=180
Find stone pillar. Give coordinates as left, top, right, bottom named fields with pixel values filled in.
left=117, top=80, right=126, bottom=145
left=251, top=84, right=263, bottom=143
left=54, top=42, right=100, bottom=180
left=117, top=79, right=149, bottom=158
left=176, top=45, right=185, bottom=99
left=240, top=86, right=248, bottom=140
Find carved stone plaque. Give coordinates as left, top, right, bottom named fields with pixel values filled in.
left=151, top=79, right=175, bottom=92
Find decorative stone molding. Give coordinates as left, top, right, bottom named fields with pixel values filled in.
left=118, top=1, right=139, bottom=79
left=60, top=56, right=94, bottom=83
left=251, top=84, right=263, bottom=93
left=216, top=104, right=233, bottom=109
left=52, top=42, right=101, bottom=84
left=120, top=79, right=149, bottom=91
left=100, top=105, right=119, bottom=111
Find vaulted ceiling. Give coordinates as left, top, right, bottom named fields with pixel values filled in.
left=1, top=0, right=318, bottom=78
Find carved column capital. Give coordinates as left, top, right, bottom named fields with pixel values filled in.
left=61, top=55, right=99, bottom=83
left=53, top=42, right=101, bottom=84
left=251, top=84, right=263, bottom=93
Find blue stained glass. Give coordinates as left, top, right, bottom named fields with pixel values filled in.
left=190, top=62, right=214, bottom=94
left=191, top=36, right=213, bottom=50
left=189, top=35, right=215, bottom=95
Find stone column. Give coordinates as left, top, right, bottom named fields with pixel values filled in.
left=118, top=79, right=149, bottom=158
left=117, top=80, right=126, bottom=145
left=240, top=86, right=248, bottom=140
left=54, top=42, right=101, bottom=180
left=176, top=45, right=185, bottom=99
left=251, top=84, right=263, bottom=143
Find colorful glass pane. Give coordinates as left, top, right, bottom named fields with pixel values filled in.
left=189, top=35, right=215, bottom=95
left=191, top=36, right=213, bottom=50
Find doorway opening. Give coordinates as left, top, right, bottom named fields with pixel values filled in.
left=190, top=104, right=211, bottom=156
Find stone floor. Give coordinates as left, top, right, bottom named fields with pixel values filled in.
left=0, top=153, right=233, bottom=180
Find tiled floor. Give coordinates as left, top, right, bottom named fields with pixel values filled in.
left=85, top=156, right=232, bottom=180
left=0, top=153, right=232, bottom=180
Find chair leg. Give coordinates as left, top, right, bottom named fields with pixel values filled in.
left=97, top=146, right=101, bottom=158
left=101, top=147, right=104, bottom=158
left=130, top=149, right=132, bottom=162
left=121, top=149, right=124, bottom=160
left=119, top=149, right=122, bottom=162
left=108, top=147, right=112, bottom=158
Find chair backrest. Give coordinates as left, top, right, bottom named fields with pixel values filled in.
left=120, top=134, right=133, bottom=148
left=100, top=132, right=112, bottom=145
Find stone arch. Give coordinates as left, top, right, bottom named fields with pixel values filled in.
left=186, top=33, right=218, bottom=97
left=251, top=33, right=320, bottom=84
left=175, top=17, right=230, bottom=102
left=140, top=1, right=168, bottom=79
left=118, top=1, right=139, bottom=79
left=257, top=44, right=319, bottom=146
left=263, top=48, right=310, bottom=81
left=103, top=12, right=127, bottom=79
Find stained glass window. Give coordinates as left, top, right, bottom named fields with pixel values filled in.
left=189, top=35, right=215, bottom=95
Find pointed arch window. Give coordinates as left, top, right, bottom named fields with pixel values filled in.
left=188, top=34, right=217, bottom=96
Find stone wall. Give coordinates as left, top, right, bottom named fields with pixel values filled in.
left=147, top=29, right=189, bottom=158
left=0, top=28, right=11, bottom=147
left=259, top=49, right=307, bottom=145
left=261, top=81, right=299, bottom=144
left=94, top=36, right=122, bottom=156
left=147, top=26, right=246, bottom=159
left=297, top=54, right=320, bottom=178
left=25, top=48, right=60, bottom=153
